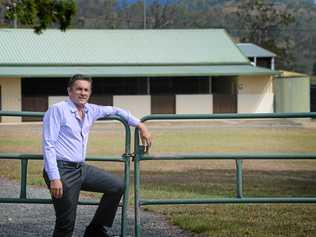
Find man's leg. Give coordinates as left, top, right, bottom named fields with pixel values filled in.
left=43, top=165, right=82, bottom=237
left=81, top=164, right=124, bottom=229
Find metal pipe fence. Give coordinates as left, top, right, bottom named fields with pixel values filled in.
left=0, top=111, right=132, bottom=237
left=133, top=112, right=316, bottom=237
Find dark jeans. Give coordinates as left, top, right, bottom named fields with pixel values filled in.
left=43, top=160, right=124, bottom=237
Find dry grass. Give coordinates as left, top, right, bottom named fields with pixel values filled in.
left=0, top=119, right=316, bottom=236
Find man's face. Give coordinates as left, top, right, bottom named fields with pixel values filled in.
left=68, top=80, right=91, bottom=107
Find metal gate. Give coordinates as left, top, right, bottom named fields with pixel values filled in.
left=0, top=111, right=132, bottom=237
left=133, top=112, right=316, bottom=237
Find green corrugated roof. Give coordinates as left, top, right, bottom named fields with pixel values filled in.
left=0, top=28, right=279, bottom=77
left=0, top=65, right=279, bottom=77
left=0, top=28, right=249, bottom=65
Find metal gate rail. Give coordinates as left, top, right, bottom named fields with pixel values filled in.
left=134, top=112, right=316, bottom=237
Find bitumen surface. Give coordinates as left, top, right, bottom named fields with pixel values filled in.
left=0, top=179, right=188, bottom=237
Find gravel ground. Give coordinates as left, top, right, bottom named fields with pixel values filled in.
left=0, top=179, right=189, bottom=237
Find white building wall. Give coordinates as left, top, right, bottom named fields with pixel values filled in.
left=237, top=76, right=274, bottom=113
left=238, top=94, right=274, bottom=113
left=0, top=77, right=21, bottom=122
left=176, top=94, right=212, bottom=114
left=113, top=95, right=151, bottom=119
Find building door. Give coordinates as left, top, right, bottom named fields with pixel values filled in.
left=90, top=95, right=113, bottom=106
left=22, top=96, right=48, bottom=121
left=151, top=95, right=175, bottom=114
left=212, top=77, right=237, bottom=113
left=150, top=78, right=176, bottom=114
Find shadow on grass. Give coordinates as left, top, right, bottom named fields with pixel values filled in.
left=136, top=169, right=316, bottom=237
left=138, top=169, right=316, bottom=198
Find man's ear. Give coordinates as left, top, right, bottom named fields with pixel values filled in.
left=67, top=87, right=71, bottom=95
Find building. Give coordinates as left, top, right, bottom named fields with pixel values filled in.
left=237, top=43, right=276, bottom=70
left=0, top=28, right=278, bottom=122
left=274, top=71, right=310, bottom=113
left=237, top=43, right=311, bottom=113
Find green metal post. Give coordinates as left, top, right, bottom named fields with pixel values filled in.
left=114, top=117, right=131, bottom=237
left=20, top=159, right=28, bottom=199
left=236, top=159, right=243, bottom=198
left=121, top=153, right=130, bottom=237
left=134, top=128, right=142, bottom=237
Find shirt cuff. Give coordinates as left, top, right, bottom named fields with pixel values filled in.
left=46, top=169, right=61, bottom=181
left=128, top=117, right=141, bottom=127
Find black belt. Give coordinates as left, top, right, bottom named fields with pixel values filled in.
left=57, top=160, right=84, bottom=169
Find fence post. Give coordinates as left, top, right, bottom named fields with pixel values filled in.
left=121, top=153, right=130, bottom=237
left=20, top=159, right=28, bottom=199
left=134, top=128, right=142, bottom=237
left=236, top=159, right=244, bottom=198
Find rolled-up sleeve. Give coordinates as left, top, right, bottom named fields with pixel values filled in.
left=42, top=106, right=61, bottom=180
left=91, top=105, right=140, bottom=127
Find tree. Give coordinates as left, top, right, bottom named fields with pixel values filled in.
left=118, top=0, right=144, bottom=29
left=146, top=0, right=187, bottom=29
left=103, top=0, right=118, bottom=29
left=236, top=0, right=295, bottom=69
left=2, top=0, right=76, bottom=33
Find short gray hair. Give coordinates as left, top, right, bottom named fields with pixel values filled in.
left=68, top=74, right=93, bottom=88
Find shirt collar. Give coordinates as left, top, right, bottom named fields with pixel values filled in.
left=66, top=98, right=89, bottom=113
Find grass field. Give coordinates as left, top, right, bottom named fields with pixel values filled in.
left=0, top=119, right=316, bottom=237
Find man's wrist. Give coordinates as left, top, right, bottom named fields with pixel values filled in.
left=47, top=171, right=61, bottom=181
left=137, top=122, right=145, bottom=130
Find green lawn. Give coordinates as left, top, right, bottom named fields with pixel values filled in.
left=0, top=120, right=316, bottom=237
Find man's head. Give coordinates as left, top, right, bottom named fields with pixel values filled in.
left=67, top=74, right=92, bottom=108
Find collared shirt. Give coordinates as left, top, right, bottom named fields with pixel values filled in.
left=42, top=99, right=140, bottom=180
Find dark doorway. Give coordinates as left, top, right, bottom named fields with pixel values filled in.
left=22, top=95, right=48, bottom=121
left=212, top=77, right=237, bottom=113
left=311, top=84, right=316, bottom=112
left=89, top=95, right=113, bottom=106
left=151, top=95, right=175, bottom=114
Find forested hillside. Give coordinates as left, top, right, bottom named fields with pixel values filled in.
left=0, top=0, right=315, bottom=74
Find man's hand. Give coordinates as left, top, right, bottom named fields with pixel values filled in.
left=138, top=122, right=152, bottom=148
left=50, top=179, right=63, bottom=199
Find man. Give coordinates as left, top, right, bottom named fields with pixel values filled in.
left=42, top=74, right=152, bottom=237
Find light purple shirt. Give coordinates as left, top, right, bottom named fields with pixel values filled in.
left=42, top=99, right=140, bottom=180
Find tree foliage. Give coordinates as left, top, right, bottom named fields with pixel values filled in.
left=236, top=0, right=295, bottom=69
left=3, top=0, right=76, bottom=33
left=147, top=0, right=181, bottom=28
